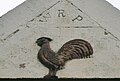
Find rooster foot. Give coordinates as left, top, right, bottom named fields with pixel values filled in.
left=43, top=75, right=58, bottom=79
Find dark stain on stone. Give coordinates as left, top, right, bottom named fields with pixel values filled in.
left=104, top=31, right=109, bottom=35
left=65, top=26, right=70, bottom=28
left=11, top=55, right=16, bottom=58
left=116, top=45, right=120, bottom=48
left=19, top=63, right=26, bottom=68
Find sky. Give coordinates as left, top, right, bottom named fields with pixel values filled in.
left=0, top=0, right=26, bottom=17
left=106, top=0, right=120, bottom=9
left=0, top=0, right=120, bottom=17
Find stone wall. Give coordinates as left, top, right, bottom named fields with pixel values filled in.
left=0, top=0, right=120, bottom=78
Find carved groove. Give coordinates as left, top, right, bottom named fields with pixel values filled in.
left=4, top=29, right=20, bottom=41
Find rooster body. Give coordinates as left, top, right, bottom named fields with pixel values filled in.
left=36, top=37, right=93, bottom=79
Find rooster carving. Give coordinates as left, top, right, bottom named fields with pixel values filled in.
left=36, top=37, right=93, bottom=79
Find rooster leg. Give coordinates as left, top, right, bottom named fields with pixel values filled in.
left=43, top=69, right=58, bottom=79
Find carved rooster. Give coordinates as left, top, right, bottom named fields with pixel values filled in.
left=36, top=37, right=93, bottom=79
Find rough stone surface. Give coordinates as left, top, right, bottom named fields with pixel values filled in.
left=0, top=0, right=120, bottom=78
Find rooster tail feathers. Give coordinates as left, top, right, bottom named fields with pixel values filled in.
left=57, top=39, right=93, bottom=64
